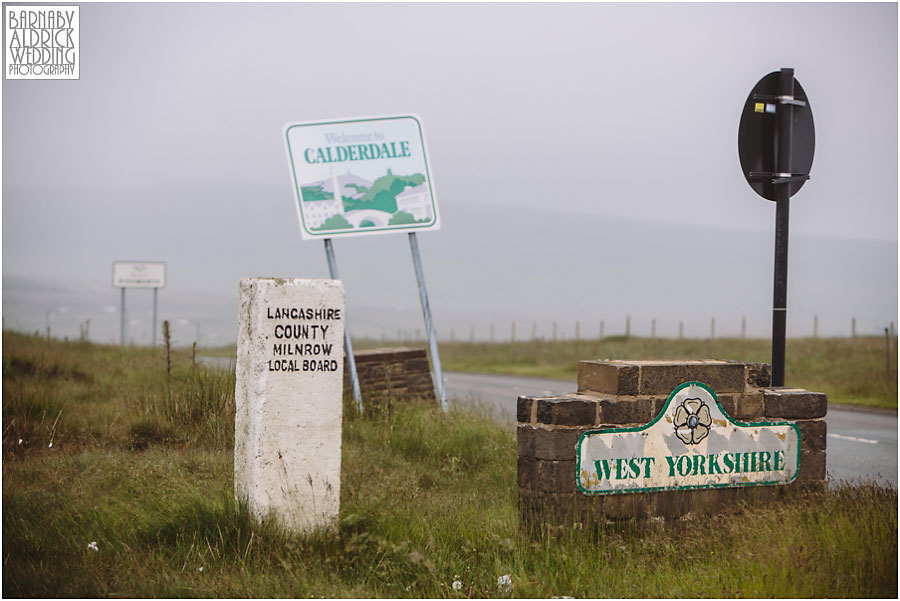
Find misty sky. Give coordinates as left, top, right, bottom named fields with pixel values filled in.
left=2, top=2, right=897, bottom=346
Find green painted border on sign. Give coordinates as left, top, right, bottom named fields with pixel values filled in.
left=284, top=115, right=440, bottom=239
left=574, top=381, right=802, bottom=496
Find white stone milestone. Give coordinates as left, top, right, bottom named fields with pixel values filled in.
left=234, top=278, right=344, bottom=533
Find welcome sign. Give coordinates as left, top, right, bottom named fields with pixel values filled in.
left=576, top=382, right=800, bottom=495
left=284, top=115, right=440, bottom=239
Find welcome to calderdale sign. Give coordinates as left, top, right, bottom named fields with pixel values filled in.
left=283, top=115, right=440, bottom=240
left=576, top=382, right=800, bottom=495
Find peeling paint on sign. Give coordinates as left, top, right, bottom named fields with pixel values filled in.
left=576, top=382, right=800, bottom=495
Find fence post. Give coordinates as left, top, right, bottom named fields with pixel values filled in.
left=886, top=327, right=891, bottom=381
left=625, top=316, right=631, bottom=339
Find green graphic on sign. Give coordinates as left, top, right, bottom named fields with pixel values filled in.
left=284, top=115, right=440, bottom=239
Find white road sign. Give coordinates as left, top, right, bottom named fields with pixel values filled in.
left=284, top=115, right=440, bottom=240
left=112, top=261, right=166, bottom=288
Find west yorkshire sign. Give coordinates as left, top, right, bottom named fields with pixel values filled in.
left=576, top=382, right=800, bottom=495
left=284, top=115, right=440, bottom=240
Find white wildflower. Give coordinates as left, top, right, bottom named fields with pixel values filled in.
left=87, top=541, right=99, bottom=552
left=452, top=580, right=463, bottom=591
left=18, top=439, right=23, bottom=445
left=48, top=442, right=53, bottom=448
left=198, top=566, right=204, bottom=572
left=497, top=574, right=513, bottom=593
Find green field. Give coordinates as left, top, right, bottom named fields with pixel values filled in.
left=3, top=332, right=897, bottom=597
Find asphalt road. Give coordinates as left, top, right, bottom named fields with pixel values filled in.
left=444, top=371, right=898, bottom=489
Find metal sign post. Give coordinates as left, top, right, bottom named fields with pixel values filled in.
left=771, top=69, right=794, bottom=388
left=152, top=287, right=158, bottom=347
left=284, top=114, right=446, bottom=411
left=409, top=232, right=447, bottom=411
left=120, top=287, right=126, bottom=346
left=738, top=68, right=815, bottom=387
left=324, top=239, right=363, bottom=414
left=112, top=261, right=167, bottom=347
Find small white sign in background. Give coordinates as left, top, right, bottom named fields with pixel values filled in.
left=112, top=261, right=166, bottom=289
left=284, top=115, right=440, bottom=240
left=5, top=5, right=79, bottom=80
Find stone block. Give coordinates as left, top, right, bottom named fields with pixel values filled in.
left=599, top=397, right=654, bottom=425
left=517, top=425, right=586, bottom=461
left=652, top=396, right=670, bottom=418
left=406, top=358, right=430, bottom=372
left=737, top=393, right=765, bottom=420
left=536, top=397, right=597, bottom=426
left=577, top=360, right=639, bottom=395
left=634, top=362, right=691, bottom=395
left=797, top=451, right=826, bottom=482
left=721, top=393, right=765, bottom=421
left=235, top=277, right=344, bottom=534
left=637, top=360, right=745, bottom=395
left=795, top=419, right=827, bottom=452
left=593, top=493, right=656, bottom=520
left=691, top=362, right=747, bottom=393
left=518, top=457, right=577, bottom=494
left=764, top=388, right=827, bottom=419
left=517, top=396, right=535, bottom=423
left=746, top=362, right=772, bottom=389
left=517, top=456, right=538, bottom=491
left=354, top=347, right=424, bottom=364
left=717, top=394, right=738, bottom=418
left=734, top=484, right=778, bottom=505
left=654, top=490, right=692, bottom=518
left=687, top=488, right=725, bottom=515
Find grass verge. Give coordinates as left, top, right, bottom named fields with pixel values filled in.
left=4, top=333, right=897, bottom=597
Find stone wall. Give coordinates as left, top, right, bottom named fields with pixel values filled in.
left=345, top=347, right=436, bottom=404
left=518, top=359, right=827, bottom=525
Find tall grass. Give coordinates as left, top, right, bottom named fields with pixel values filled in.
left=3, top=332, right=897, bottom=597
left=2, top=330, right=234, bottom=454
